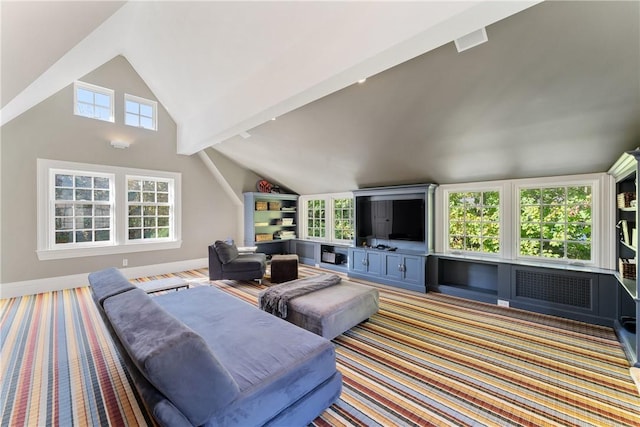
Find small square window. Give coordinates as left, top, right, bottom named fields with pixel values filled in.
left=124, top=94, right=157, bottom=131
left=74, top=81, right=114, bottom=122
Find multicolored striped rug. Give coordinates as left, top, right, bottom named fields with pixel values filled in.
left=2, top=266, right=639, bottom=426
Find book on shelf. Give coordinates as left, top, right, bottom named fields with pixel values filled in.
left=620, top=220, right=633, bottom=246
left=274, top=230, right=296, bottom=239
left=619, top=258, right=637, bottom=279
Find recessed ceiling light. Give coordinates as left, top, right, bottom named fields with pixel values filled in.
left=357, top=78, right=367, bottom=84
left=271, top=117, right=277, bottom=121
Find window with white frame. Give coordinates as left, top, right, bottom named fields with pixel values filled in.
left=306, top=199, right=326, bottom=239
left=37, top=159, right=181, bottom=260
left=447, top=190, right=500, bottom=254
left=439, top=174, right=606, bottom=267
left=333, top=197, right=354, bottom=241
left=124, top=94, right=157, bottom=130
left=51, top=170, right=114, bottom=246
left=74, top=81, right=114, bottom=122
left=127, top=177, right=173, bottom=241
left=518, top=184, right=592, bottom=261
left=300, top=193, right=354, bottom=243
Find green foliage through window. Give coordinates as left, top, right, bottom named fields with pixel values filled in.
left=127, top=177, right=172, bottom=241
left=333, top=198, right=354, bottom=241
left=306, top=199, right=326, bottom=238
left=448, top=191, right=500, bottom=254
left=519, top=186, right=591, bottom=261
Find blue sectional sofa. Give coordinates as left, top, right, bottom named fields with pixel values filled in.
left=88, top=268, right=342, bottom=427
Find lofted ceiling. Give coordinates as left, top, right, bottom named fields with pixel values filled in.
left=2, top=1, right=639, bottom=195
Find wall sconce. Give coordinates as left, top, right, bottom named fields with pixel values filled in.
left=110, top=140, right=130, bottom=149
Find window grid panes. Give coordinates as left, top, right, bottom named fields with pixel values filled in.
left=74, top=81, right=114, bottom=122
left=519, top=186, right=592, bottom=261
left=307, top=199, right=326, bottom=238
left=53, top=171, right=113, bottom=245
left=127, top=177, right=172, bottom=241
left=448, top=191, right=500, bottom=253
left=333, top=198, right=354, bottom=240
left=125, top=94, right=157, bottom=130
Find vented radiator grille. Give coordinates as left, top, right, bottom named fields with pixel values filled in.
left=515, top=270, right=592, bottom=309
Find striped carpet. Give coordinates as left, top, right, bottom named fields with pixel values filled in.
left=1, top=266, right=639, bottom=426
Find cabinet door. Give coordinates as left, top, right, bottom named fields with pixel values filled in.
left=351, top=249, right=368, bottom=273
left=402, top=255, right=424, bottom=286
left=383, top=253, right=402, bottom=280
left=366, top=251, right=382, bottom=276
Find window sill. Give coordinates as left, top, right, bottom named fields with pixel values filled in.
left=432, top=251, right=612, bottom=275
left=36, top=240, right=182, bottom=260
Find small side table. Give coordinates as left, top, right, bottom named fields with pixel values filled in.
left=270, top=254, right=299, bottom=284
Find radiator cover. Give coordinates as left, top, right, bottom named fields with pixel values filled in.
left=514, top=269, right=592, bottom=309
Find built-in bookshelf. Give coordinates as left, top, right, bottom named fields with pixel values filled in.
left=243, top=193, right=298, bottom=253
left=608, top=149, right=640, bottom=367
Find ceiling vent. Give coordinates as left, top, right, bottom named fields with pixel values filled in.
left=454, top=28, right=488, bottom=53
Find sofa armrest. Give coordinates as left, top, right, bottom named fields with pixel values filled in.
left=208, top=244, right=224, bottom=279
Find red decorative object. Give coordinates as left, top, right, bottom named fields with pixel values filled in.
left=257, top=179, right=272, bottom=193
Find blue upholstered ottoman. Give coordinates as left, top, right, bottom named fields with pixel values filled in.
left=284, top=280, right=379, bottom=340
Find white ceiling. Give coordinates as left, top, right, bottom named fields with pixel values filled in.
left=1, top=0, right=539, bottom=154
left=2, top=1, right=639, bottom=195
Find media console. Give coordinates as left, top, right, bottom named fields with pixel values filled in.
left=348, top=247, right=426, bottom=293
left=346, top=184, right=437, bottom=292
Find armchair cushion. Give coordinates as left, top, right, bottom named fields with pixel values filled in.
left=214, top=240, right=239, bottom=264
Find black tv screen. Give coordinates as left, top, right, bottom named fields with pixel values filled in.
left=356, top=197, right=425, bottom=242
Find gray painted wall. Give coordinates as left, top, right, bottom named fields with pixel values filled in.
left=203, top=147, right=262, bottom=197
left=0, top=56, right=238, bottom=283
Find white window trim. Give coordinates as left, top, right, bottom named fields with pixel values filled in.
left=73, top=81, right=114, bottom=122
left=436, top=173, right=614, bottom=269
left=37, top=159, right=182, bottom=260
left=438, top=182, right=510, bottom=259
left=124, top=93, right=158, bottom=131
left=125, top=175, right=175, bottom=243
left=47, top=168, right=116, bottom=249
left=299, top=192, right=354, bottom=244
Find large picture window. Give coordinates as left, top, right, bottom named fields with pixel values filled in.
left=439, top=174, right=606, bottom=267
left=519, top=185, right=592, bottom=261
left=38, top=159, right=181, bottom=260
left=448, top=190, right=500, bottom=254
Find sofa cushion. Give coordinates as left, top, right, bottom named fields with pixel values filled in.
left=222, top=253, right=266, bottom=273
left=214, top=240, right=239, bottom=264
left=103, top=288, right=240, bottom=426
left=155, top=286, right=339, bottom=426
left=88, top=267, right=136, bottom=308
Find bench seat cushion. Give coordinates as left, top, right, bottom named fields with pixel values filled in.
left=154, top=286, right=339, bottom=427
left=285, top=280, right=379, bottom=340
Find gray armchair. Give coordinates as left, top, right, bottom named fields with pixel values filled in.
left=208, top=241, right=267, bottom=282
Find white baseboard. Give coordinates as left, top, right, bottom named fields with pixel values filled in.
left=0, top=258, right=208, bottom=299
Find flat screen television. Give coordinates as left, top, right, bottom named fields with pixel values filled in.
left=356, top=196, right=425, bottom=243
